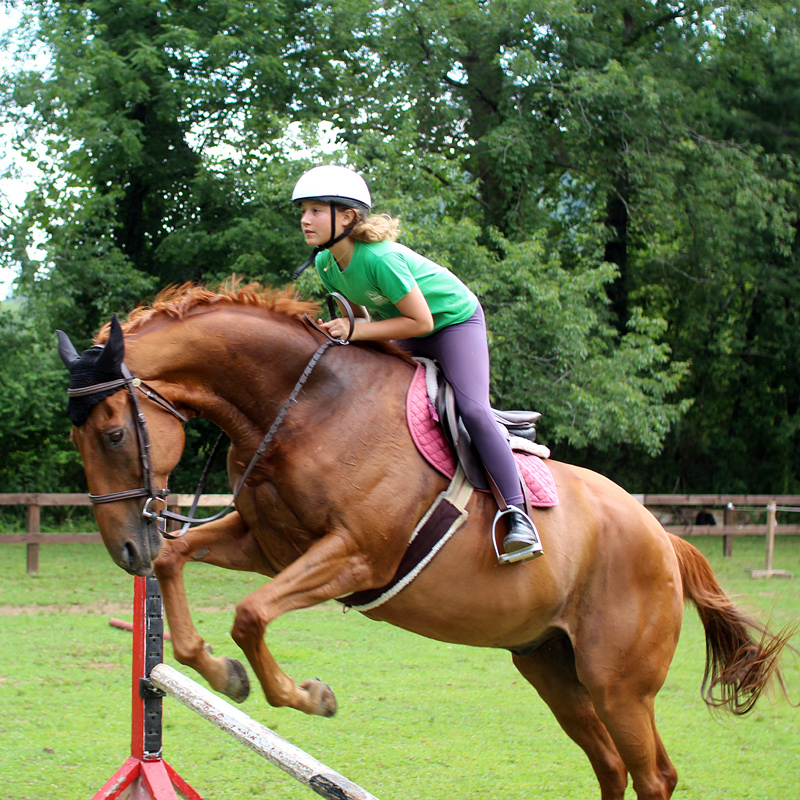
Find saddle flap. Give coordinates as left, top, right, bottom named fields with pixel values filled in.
left=406, top=362, right=557, bottom=508
left=434, top=374, right=490, bottom=491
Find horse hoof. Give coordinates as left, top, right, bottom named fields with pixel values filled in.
left=223, top=656, right=250, bottom=703
left=299, top=678, right=338, bottom=717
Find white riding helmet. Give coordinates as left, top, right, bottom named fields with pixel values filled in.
left=291, top=165, right=372, bottom=213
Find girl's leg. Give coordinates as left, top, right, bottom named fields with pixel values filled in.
left=399, top=306, right=525, bottom=507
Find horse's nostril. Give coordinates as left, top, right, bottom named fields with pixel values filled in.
left=122, top=541, right=138, bottom=571
left=118, top=538, right=154, bottom=576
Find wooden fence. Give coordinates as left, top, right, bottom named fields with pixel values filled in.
left=0, top=493, right=231, bottom=574
left=2, top=492, right=799, bottom=574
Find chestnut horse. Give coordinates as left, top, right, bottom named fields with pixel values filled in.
left=58, top=283, right=788, bottom=800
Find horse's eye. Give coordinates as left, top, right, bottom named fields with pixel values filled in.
left=107, top=429, right=125, bottom=446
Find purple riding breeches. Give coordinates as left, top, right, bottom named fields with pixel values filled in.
left=397, top=304, right=524, bottom=508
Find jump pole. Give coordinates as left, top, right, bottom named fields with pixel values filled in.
left=150, top=664, right=381, bottom=800
left=93, top=573, right=381, bottom=800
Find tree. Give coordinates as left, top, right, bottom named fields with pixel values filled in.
left=0, top=299, right=80, bottom=491
left=1, top=0, right=326, bottom=338
left=0, top=0, right=325, bottom=489
left=2, top=0, right=798, bottom=493
left=317, top=0, right=799, bottom=490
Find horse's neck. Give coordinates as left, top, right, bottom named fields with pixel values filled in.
left=128, top=311, right=409, bottom=440
left=130, top=312, right=320, bottom=429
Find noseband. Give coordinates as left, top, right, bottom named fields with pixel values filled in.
left=71, top=340, right=338, bottom=539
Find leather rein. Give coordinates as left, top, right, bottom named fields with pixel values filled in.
left=71, top=332, right=346, bottom=539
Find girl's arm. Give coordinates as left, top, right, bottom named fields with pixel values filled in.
left=320, top=285, right=434, bottom=341
left=333, top=296, right=370, bottom=323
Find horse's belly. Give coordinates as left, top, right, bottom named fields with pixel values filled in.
left=361, top=538, right=562, bottom=649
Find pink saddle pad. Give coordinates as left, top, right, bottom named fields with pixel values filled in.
left=406, top=364, right=558, bottom=508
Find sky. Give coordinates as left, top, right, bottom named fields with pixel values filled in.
left=0, top=3, right=43, bottom=299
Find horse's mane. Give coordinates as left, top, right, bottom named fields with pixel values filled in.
left=93, top=281, right=318, bottom=343
left=94, top=280, right=414, bottom=362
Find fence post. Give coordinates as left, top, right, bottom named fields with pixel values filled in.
left=26, top=500, right=40, bottom=575
left=746, top=502, right=793, bottom=579
left=168, top=502, right=182, bottom=536
left=764, top=503, right=776, bottom=572
left=722, top=503, right=732, bottom=557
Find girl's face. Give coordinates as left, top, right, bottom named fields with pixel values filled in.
left=299, top=201, right=355, bottom=246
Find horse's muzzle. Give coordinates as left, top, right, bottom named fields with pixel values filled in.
left=111, top=522, right=163, bottom=576
left=119, top=541, right=152, bottom=576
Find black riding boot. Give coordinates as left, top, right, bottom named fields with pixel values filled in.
left=502, top=507, right=544, bottom=562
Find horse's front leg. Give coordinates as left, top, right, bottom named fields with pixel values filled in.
left=154, top=510, right=274, bottom=703
left=231, top=528, right=374, bottom=717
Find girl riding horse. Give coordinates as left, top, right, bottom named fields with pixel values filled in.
left=292, top=164, right=541, bottom=562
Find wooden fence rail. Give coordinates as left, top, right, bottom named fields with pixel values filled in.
left=635, top=494, right=800, bottom=560
left=2, top=492, right=800, bottom=574
left=0, top=493, right=231, bottom=574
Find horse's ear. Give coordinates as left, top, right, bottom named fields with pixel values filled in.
left=56, top=330, right=80, bottom=368
left=95, top=314, right=125, bottom=372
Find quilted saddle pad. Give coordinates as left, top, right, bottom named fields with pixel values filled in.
left=405, top=364, right=558, bottom=508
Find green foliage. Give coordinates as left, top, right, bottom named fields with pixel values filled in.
left=1, top=0, right=799, bottom=492
left=471, top=232, right=691, bottom=455
left=0, top=301, right=85, bottom=491
left=1, top=0, right=320, bottom=296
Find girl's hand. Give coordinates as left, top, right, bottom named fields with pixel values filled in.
left=318, top=317, right=355, bottom=341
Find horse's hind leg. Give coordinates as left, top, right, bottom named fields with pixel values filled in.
left=513, top=633, right=629, bottom=800
left=588, top=685, right=677, bottom=800
left=571, top=605, right=680, bottom=799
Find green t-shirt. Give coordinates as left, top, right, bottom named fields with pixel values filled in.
left=315, top=241, right=478, bottom=335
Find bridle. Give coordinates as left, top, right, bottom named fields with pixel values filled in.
left=71, top=337, right=342, bottom=539
left=68, top=365, right=186, bottom=521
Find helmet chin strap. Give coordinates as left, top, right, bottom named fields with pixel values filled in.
left=292, top=201, right=354, bottom=280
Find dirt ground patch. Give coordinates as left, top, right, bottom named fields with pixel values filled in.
left=0, top=602, right=230, bottom=616
left=0, top=601, right=130, bottom=616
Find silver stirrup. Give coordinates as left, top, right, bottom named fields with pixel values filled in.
left=492, top=506, right=543, bottom=565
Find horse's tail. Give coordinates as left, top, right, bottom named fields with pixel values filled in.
left=669, top=533, right=793, bottom=715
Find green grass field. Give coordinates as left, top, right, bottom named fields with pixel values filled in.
left=1, top=536, right=798, bottom=800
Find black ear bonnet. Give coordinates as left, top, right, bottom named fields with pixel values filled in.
left=57, top=316, right=126, bottom=427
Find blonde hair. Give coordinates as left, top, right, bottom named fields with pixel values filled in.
left=350, top=212, right=401, bottom=243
